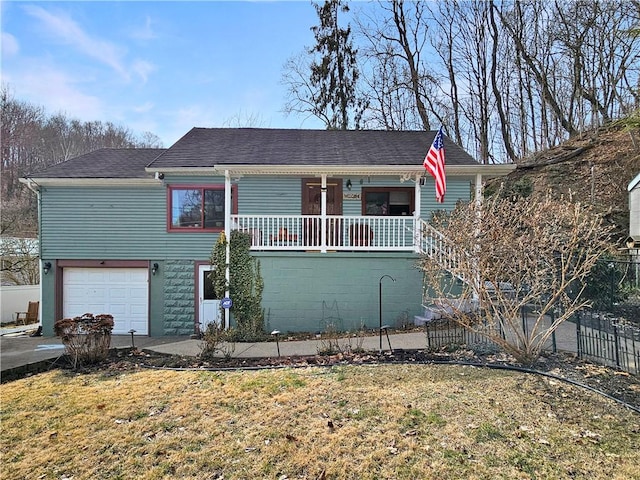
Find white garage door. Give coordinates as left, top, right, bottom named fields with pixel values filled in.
left=63, top=268, right=149, bottom=335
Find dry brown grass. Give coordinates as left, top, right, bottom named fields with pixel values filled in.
left=2, top=364, right=638, bottom=480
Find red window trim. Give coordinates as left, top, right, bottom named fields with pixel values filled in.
left=167, top=184, right=238, bottom=233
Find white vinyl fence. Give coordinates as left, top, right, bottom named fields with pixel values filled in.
left=0, top=285, right=40, bottom=324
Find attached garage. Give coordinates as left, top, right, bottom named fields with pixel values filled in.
left=63, top=267, right=149, bottom=335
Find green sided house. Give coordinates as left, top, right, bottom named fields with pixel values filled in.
left=21, top=128, right=514, bottom=337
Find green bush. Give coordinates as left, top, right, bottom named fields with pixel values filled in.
left=582, top=259, right=629, bottom=310
left=209, top=230, right=265, bottom=338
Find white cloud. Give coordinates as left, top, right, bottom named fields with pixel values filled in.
left=130, top=15, right=156, bottom=41
left=22, top=5, right=156, bottom=84
left=9, top=61, right=104, bottom=119
left=150, top=104, right=222, bottom=146
left=132, top=101, right=155, bottom=114
left=1, top=32, right=19, bottom=57
left=175, top=105, right=217, bottom=128
left=131, top=59, right=156, bottom=84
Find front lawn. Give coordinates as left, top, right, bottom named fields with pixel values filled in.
left=1, top=364, right=638, bottom=479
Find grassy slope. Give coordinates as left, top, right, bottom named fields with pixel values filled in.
left=488, top=124, right=639, bottom=243
left=2, top=365, right=638, bottom=480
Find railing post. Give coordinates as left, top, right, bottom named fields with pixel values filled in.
left=613, top=323, right=620, bottom=368
left=576, top=312, right=582, bottom=358
left=413, top=217, right=421, bottom=253
left=550, top=306, right=556, bottom=353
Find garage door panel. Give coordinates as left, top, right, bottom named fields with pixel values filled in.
left=66, top=289, right=90, bottom=300
left=87, top=271, right=108, bottom=282
left=129, top=270, right=149, bottom=282
left=130, top=287, right=147, bottom=299
left=65, top=270, right=88, bottom=284
left=65, top=303, right=100, bottom=317
left=129, top=320, right=148, bottom=332
left=90, top=288, right=108, bottom=300
left=108, top=288, right=127, bottom=300
left=107, top=271, right=129, bottom=281
left=63, top=267, right=149, bottom=335
left=130, top=304, right=147, bottom=315
left=108, top=304, right=128, bottom=316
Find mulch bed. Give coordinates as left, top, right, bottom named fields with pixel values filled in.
left=71, top=346, right=640, bottom=411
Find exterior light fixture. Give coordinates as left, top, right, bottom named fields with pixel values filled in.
left=152, top=263, right=159, bottom=275
left=346, top=179, right=352, bottom=190
left=128, top=329, right=137, bottom=349
left=43, top=262, right=52, bottom=275
left=271, top=330, right=281, bottom=357
left=380, top=325, right=393, bottom=353
left=379, top=274, right=396, bottom=351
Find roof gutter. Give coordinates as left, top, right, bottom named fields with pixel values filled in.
left=145, top=163, right=516, bottom=177
left=18, top=177, right=161, bottom=187
left=20, top=177, right=41, bottom=194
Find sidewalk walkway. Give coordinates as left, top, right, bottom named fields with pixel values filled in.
left=148, top=317, right=578, bottom=359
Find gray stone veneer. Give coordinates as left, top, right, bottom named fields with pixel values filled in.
left=163, top=260, right=195, bottom=335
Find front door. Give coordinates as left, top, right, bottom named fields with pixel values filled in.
left=302, top=178, right=343, bottom=247
left=198, top=264, right=221, bottom=332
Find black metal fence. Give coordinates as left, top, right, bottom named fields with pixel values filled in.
left=575, top=310, right=640, bottom=375
left=424, top=318, right=499, bottom=352
left=423, top=309, right=640, bottom=375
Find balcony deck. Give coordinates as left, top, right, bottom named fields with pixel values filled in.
left=232, top=215, right=419, bottom=252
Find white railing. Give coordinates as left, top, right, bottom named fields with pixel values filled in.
left=231, top=215, right=416, bottom=252
left=417, top=219, right=468, bottom=276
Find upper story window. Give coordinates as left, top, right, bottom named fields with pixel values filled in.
left=362, top=187, right=414, bottom=216
left=168, top=185, right=236, bottom=232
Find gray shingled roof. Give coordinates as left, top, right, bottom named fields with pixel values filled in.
left=27, top=148, right=165, bottom=178
left=147, top=128, right=478, bottom=169
left=27, top=129, right=478, bottom=179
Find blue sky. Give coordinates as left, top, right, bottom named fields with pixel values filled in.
left=1, top=1, right=329, bottom=146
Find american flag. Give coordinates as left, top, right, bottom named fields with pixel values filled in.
left=423, top=127, right=446, bottom=203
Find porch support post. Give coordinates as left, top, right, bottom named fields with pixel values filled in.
left=321, top=174, right=327, bottom=253
left=475, top=173, right=483, bottom=205
left=473, top=173, right=483, bottom=303
left=414, top=173, right=422, bottom=253
left=224, top=170, right=231, bottom=329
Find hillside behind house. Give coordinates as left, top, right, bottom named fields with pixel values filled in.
left=487, top=123, right=640, bottom=246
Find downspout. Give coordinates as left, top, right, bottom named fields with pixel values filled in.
left=224, top=170, right=231, bottom=329
left=24, top=179, right=43, bottom=324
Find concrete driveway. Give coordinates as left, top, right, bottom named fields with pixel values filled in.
left=0, top=326, right=186, bottom=374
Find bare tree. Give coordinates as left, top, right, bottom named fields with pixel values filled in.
left=347, top=0, right=639, bottom=162
left=223, top=110, right=270, bottom=128
left=1, top=86, right=163, bottom=236
left=1, top=87, right=46, bottom=200
left=420, top=192, right=613, bottom=364
left=429, top=1, right=495, bottom=163
left=0, top=236, right=39, bottom=285
left=488, top=1, right=517, bottom=163
left=357, top=0, right=437, bottom=131
left=282, top=0, right=366, bottom=130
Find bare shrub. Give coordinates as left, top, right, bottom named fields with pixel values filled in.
left=53, top=314, right=114, bottom=368
left=317, top=321, right=367, bottom=355
left=199, top=324, right=235, bottom=361
left=420, top=192, right=613, bottom=364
